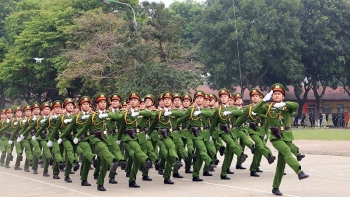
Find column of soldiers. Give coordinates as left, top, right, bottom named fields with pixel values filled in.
left=0, top=83, right=309, bottom=196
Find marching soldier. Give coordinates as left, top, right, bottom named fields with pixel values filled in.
left=21, top=103, right=45, bottom=174
left=9, top=107, right=25, bottom=170
left=177, top=91, right=216, bottom=181
left=233, top=93, right=255, bottom=170
left=73, top=93, right=120, bottom=191
left=60, top=96, right=96, bottom=186
left=235, top=88, right=276, bottom=177
left=105, top=93, right=126, bottom=184
left=0, top=108, right=15, bottom=168
left=148, top=92, right=183, bottom=184
left=116, top=92, right=153, bottom=188
left=209, top=89, right=248, bottom=180
left=253, top=83, right=309, bottom=196
left=31, top=102, right=54, bottom=177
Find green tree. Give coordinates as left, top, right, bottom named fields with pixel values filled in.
left=195, top=0, right=303, bottom=92
left=299, top=0, right=350, bottom=120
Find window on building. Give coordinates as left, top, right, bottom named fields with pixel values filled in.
left=322, top=104, right=330, bottom=113
left=307, top=105, right=315, bottom=115
left=337, top=104, right=344, bottom=113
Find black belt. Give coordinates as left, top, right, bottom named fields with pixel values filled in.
left=5, top=132, right=11, bottom=138
left=220, top=123, right=233, bottom=133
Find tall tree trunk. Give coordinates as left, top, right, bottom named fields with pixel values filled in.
left=0, top=86, right=5, bottom=109
left=312, top=77, right=326, bottom=126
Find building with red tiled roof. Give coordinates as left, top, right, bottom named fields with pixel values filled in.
left=193, top=85, right=350, bottom=115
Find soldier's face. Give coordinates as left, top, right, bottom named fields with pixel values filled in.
left=173, top=98, right=182, bottom=107
left=111, top=99, right=120, bottom=108
left=15, top=111, right=22, bottom=118
left=272, top=91, right=284, bottom=102
left=0, top=113, right=5, bottom=119
left=97, top=100, right=107, bottom=110
left=228, top=98, right=235, bottom=106
left=158, top=99, right=164, bottom=107
left=182, top=99, right=191, bottom=108
left=81, top=102, right=90, bottom=112
left=220, top=95, right=229, bottom=104
left=195, top=96, right=204, bottom=106
left=209, top=98, right=216, bottom=106
left=235, top=98, right=243, bottom=105
left=32, top=108, right=40, bottom=116
left=130, top=98, right=140, bottom=108
left=42, top=107, right=51, bottom=116
left=53, top=106, right=61, bottom=114
left=66, top=103, right=74, bottom=113
left=163, top=98, right=172, bottom=107
left=251, top=95, right=261, bottom=103
left=204, top=99, right=209, bottom=107
left=6, top=112, right=13, bottom=119
left=145, top=98, right=154, bottom=107
left=24, top=110, right=31, bottom=117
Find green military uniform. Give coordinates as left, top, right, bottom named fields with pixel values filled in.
left=139, top=94, right=159, bottom=180
left=209, top=89, right=247, bottom=179
left=148, top=92, right=184, bottom=184
left=116, top=92, right=152, bottom=188
left=74, top=93, right=119, bottom=191
left=252, top=83, right=309, bottom=196
left=0, top=109, right=15, bottom=168
left=9, top=107, right=26, bottom=170
left=21, top=103, right=48, bottom=174
left=61, top=96, right=95, bottom=186
left=14, top=105, right=34, bottom=171
left=177, top=91, right=216, bottom=181
left=50, top=98, right=80, bottom=182
left=105, top=94, right=126, bottom=183
left=235, top=89, right=276, bottom=176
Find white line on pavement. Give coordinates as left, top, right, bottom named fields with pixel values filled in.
left=0, top=171, right=99, bottom=197
left=149, top=173, right=301, bottom=197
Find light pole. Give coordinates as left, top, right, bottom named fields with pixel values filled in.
left=104, top=0, right=137, bottom=32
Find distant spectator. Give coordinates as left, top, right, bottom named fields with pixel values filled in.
left=294, top=114, right=299, bottom=128
left=301, top=113, right=306, bottom=128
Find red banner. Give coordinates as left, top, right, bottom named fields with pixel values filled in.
left=303, top=103, right=308, bottom=114
left=345, top=112, right=349, bottom=124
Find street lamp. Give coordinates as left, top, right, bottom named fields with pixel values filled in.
left=104, top=0, right=137, bottom=32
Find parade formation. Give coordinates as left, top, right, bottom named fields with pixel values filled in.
left=0, top=83, right=309, bottom=196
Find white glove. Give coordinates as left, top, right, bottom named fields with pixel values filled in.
left=14, top=121, right=18, bottom=125
left=116, top=140, right=121, bottom=145
left=263, top=90, right=273, bottom=102
left=32, top=117, right=37, bottom=121
left=8, top=140, right=13, bottom=145
left=51, top=115, right=58, bottom=119
left=22, top=119, right=26, bottom=123
left=131, top=112, right=139, bottom=117
left=193, top=111, right=201, bottom=116
left=209, top=136, right=213, bottom=142
left=274, top=102, right=286, bottom=108
left=164, top=108, right=169, bottom=112
left=31, top=135, right=36, bottom=141
left=20, top=134, right=24, bottom=140
left=164, top=111, right=172, bottom=117
left=264, top=134, right=267, bottom=140
left=16, top=137, right=22, bottom=142
left=223, top=111, right=232, bottom=116
left=98, top=113, right=108, bottom=119
left=251, top=111, right=257, bottom=115
left=40, top=119, right=46, bottom=123
left=64, top=119, right=72, bottom=124
left=73, top=137, right=79, bottom=144
left=81, top=115, right=90, bottom=120
left=146, top=134, right=150, bottom=140
left=58, top=138, right=62, bottom=144
left=47, top=140, right=53, bottom=147
left=6, top=119, right=10, bottom=123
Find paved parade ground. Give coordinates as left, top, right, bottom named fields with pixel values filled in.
left=1, top=140, right=350, bottom=197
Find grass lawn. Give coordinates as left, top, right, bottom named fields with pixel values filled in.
left=291, top=128, right=350, bottom=141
